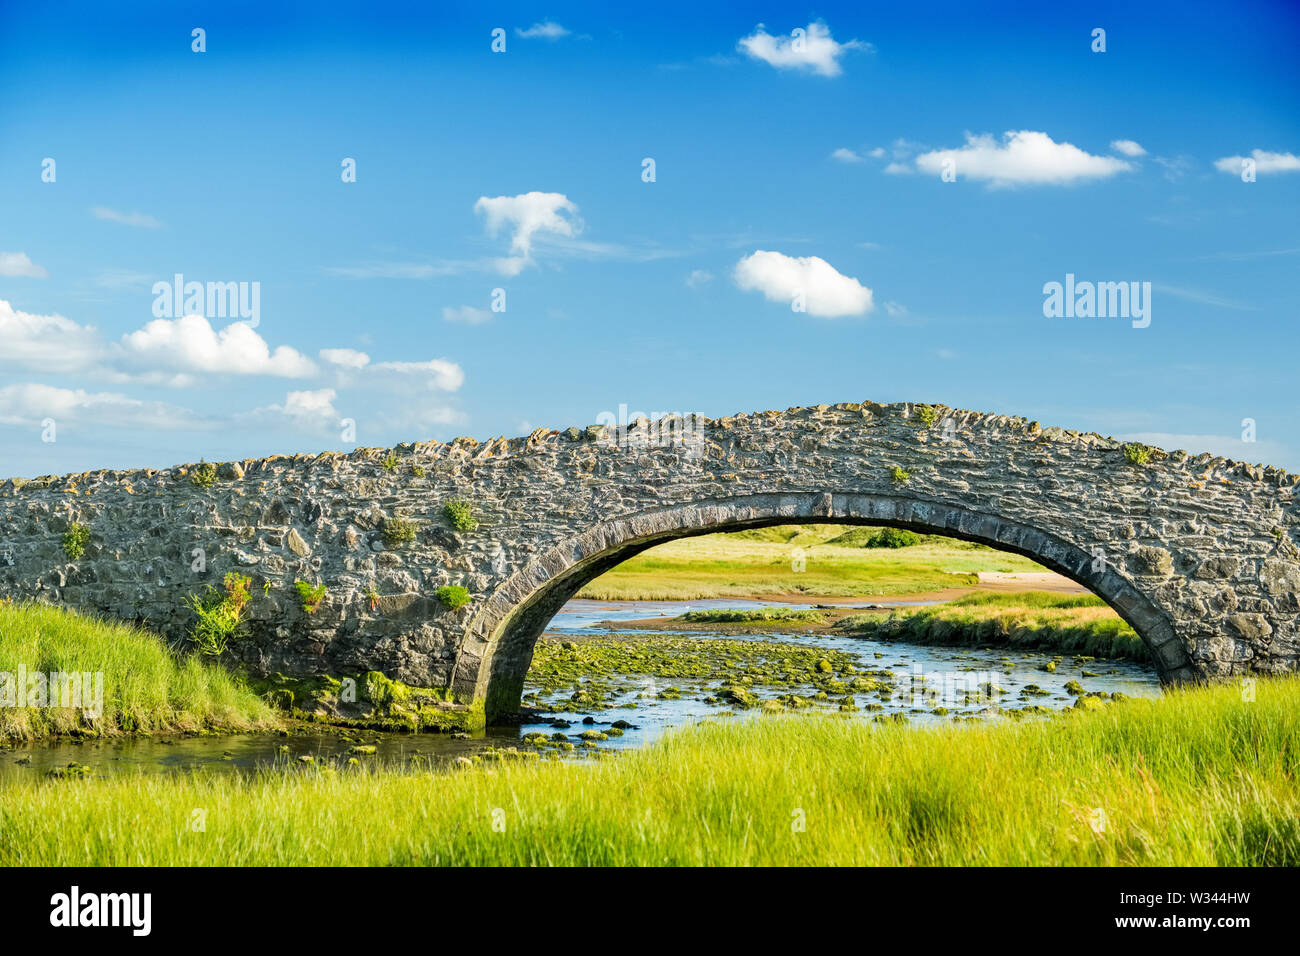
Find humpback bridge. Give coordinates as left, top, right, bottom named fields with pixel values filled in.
left=1, top=401, right=1297, bottom=723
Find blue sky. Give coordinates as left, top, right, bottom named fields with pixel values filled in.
left=1, top=0, right=1298, bottom=477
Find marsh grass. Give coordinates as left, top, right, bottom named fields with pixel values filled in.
left=840, top=590, right=1148, bottom=661
left=680, top=608, right=824, bottom=624
left=2, top=678, right=1296, bottom=865
left=579, top=525, right=1043, bottom=600
left=0, top=603, right=276, bottom=741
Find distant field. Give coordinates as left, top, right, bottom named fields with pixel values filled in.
left=578, top=524, right=1047, bottom=600
left=839, top=591, right=1148, bottom=662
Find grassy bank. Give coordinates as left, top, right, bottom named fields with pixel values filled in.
left=2, top=677, right=1295, bottom=865
left=0, top=602, right=277, bottom=741
left=839, top=591, right=1148, bottom=662
left=577, top=524, right=1045, bottom=600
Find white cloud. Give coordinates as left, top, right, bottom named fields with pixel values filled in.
left=442, top=305, right=491, bottom=324
left=0, top=252, right=47, bottom=278
left=686, top=269, right=714, bottom=288
left=0, top=300, right=99, bottom=372
left=884, top=301, right=907, bottom=317
left=515, top=21, right=570, bottom=39
left=737, top=21, right=867, bottom=77
left=733, top=250, right=873, bottom=318
left=1214, top=149, right=1300, bottom=175
left=1111, top=139, right=1147, bottom=157
left=883, top=161, right=912, bottom=175
left=474, top=191, right=580, bottom=275
left=91, top=206, right=163, bottom=229
left=914, top=131, right=1133, bottom=187
left=868, top=147, right=886, bottom=158
left=831, top=147, right=864, bottom=163
left=370, top=359, right=465, bottom=392
left=0, top=383, right=200, bottom=429
left=319, top=348, right=371, bottom=369
left=116, top=315, right=317, bottom=380
left=247, top=389, right=339, bottom=434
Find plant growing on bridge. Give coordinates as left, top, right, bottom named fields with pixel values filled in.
left=190, top=460, right=218, bottom=488
left=915, top=405, right=938, bottom=429
left=382, top=517, right=418, bottom=548
left=294, top=579, right=328, bottom=614
left=443, top=498, right=478, bottom=532
left=381, top=451, right=399, bottom=471
left=436, top=585, right=471, bottom=610
left=184, top=572, right=253, bottom=657
left=890, top=466, right=912, bottom=486
left=1122, top=443, right=1153, bottom=466
left=411, top=465, right=426, bottom=478
left=62, top=522, right=91, bottom=560
left=363, top=584, right=381, bottom=611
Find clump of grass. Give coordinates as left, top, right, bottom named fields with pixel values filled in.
left=382, top=517, right=417, bottom=548
left=294, top=579, right=327, bottom=614
left=2, top=677, right=1296, bottom=865
left=61, top=522, right=91, bottom=560
left=443, top=498, right=478, bottom=532
left=890, top=466, right=912, bottom=485
left=1122, top=443, right=1152, bottom=466
left=915, top=405, right=938, bottom=428
left=436, top=585, right=471, bottom=609
left=411, top=465, right=426, bottom=478
left=183, top=572, right=253, bottom=657
left=189, top=460, right=218, bottom=488
left=0, top=602, right=275, bottom=742
left=363, top=584, right=381, bottom=611
left=840, top=590, right=1148, bottom=661
left=680, top=608, right=824, bottom=624
left=381, top=451, right=400, bottom=471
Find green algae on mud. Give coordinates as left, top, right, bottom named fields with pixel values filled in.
left=3, top=677, right=1296, bottom=866
left=523, top=633, right=892, bottom=715
left=250, top=671, right=485, bottom=733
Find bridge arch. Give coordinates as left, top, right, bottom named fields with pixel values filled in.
left=455, top=491, right=1199, bottom=723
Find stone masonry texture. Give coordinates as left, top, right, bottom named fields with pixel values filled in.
left=1, top=401, right=1296, bottom=722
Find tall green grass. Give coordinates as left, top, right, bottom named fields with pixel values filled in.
left=840, top=590, right=1148, bottom=661
left=0, top=602, right=277, bottom=740
left=3, top=678, right=1296, bottom=865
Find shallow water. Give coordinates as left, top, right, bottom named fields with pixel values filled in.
left=0, top=597, right=1159, bottom=780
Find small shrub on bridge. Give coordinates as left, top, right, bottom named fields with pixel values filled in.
left=1123, top=443, right=1153, bottom=466
left=443, top=498, right=478, bottom=532
left=436, top=585, right=471, bottom=610
left=380, top=451, right=399, bottom=471
left=189, top=460, right=218, bottom=488
left=382, top=517, right=418, bottom=548
left=184, top=572, right=252, bottom=657
left=295, top=579, right=328, bottom=614
left=62, top=522, right=91, bottom=561
left=915, top=405, right=938, bottom=428
left=890, top=466, right=912, bottom=485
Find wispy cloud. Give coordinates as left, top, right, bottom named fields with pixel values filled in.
left=0, top=251, right=47, bottom=278
left=515, top=21, right=570, bottom=40
left=91, top=206, right=163, bottom=229
left=738, top=21, right=869, bottom=77
left=1152, top=283, right=1257, bottom=311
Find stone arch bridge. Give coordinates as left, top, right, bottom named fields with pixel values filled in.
left=1, top=401, right=1296, bottom=724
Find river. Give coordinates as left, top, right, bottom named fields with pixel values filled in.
left=0, top=598, right=1159, bottom=781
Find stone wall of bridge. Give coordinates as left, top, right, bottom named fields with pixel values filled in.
left=1, top=400, right=1296, bottom=722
